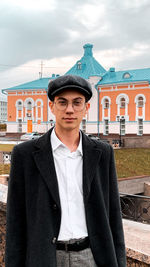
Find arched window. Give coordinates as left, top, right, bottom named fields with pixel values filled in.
left=27, top=101, right=32, bottom=110
left=120, top=97, right=125, bottom=108
left=123, top=72, right=131, bottom=79
left=35, top=99, right=43, bottom=122
left=104, top=99, right=109, bottom=109
left=77, top=61, right=82, bottom=70
left=15, top=100, right=23, bottom=122
left=138, top=96, right=144, bottom=107
left=17, top=101, right=23, bottom=110
left=101, top=96, right=111, bottom=122
left=24, top=98, right=34, bottom=121
left=116, top=94, right=129, bottom=120
left=135, top=94, right=146, bottom=122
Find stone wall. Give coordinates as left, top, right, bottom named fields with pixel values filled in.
left=0, top=203, right=6, bottom=267
left=127, top=257, right=150, bottom=266
left=100, top=134, right=150, bottom=148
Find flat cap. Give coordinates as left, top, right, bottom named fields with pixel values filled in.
left=48, top=74, right=92, bottom=101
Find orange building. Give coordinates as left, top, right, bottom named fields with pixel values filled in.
left=2, top=44, right=150, bottom=143
left=96, top=68, right=150, bottom=139
left=3, top=75, right=58, bottom=133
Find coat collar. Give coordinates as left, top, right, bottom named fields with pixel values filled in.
left=32, top=128, right=103, bottom=207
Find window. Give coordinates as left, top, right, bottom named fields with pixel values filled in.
left=120, top=97, right=125, bottom=108
left=138, top=119, right=143, bottom=135
left=104, top=119, right=109, bottom=135
left=77, top=61, right=82, bottom=70
left=18, top=119, right=22, bottom=133
left=120, top=118, right=125, bottom=135
left=104, top=99, right=109, bottom=109
left=82, top=119, right=86, bottom=133
left=123, top=72, right=131, bottom=79
left=27, top=101, right=32, bottom=110
left=17, top=101, right=22, bottom=110
left=138, top=96, right=144, bottom=107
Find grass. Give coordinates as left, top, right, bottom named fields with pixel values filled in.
left=0, top=144, right=15, bottom=152
left=0, top=144, right=14, bottom=175
left=114, top=148, right=150, bottom=179
left=0, top=164, right=10, bottom=175
left=0, top=144, right=150, bottom=179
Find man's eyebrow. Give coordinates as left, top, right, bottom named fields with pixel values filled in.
left=57, top=97, right=83, bottom=100
left=73, top=97, right=83, bottom=100
left=57, top=97, right=67, bottom=100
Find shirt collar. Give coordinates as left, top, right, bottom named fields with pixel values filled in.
left=51, top=128, right=83, bottom=156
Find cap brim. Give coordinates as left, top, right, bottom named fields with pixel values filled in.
left=50, top=84, right=91, bottom=99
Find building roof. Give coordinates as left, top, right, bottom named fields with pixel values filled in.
left=96, top=67, right=150, bottom=86
left=2, top=74, right=60, bottom=93
left=65, top=44, right=106, bottom=79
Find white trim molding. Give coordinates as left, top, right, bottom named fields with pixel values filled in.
left=35, top=99, right=43, bottom=122
left=101, top=96, right=111, bottom=121
left=15, top=99, right=23, bottom=122
left=116, top=93, right=129, bottom=117
left=24, top=97, right=34, bottom=122
left=135, top=94, right=146, bottom=121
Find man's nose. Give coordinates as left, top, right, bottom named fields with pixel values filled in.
left=65, top=102, right=74, bottom=112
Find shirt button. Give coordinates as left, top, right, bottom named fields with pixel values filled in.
left=52, top=237, right=57, bottom=244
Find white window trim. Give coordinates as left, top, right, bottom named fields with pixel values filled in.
left=116, top=93, right=129, bottom=117
left=15, top=99, right=23, bottom=122
left=135, top=94, right=146, bottom=121
left=137, top=118, right=143, bottom=136
left=35, top=99, right=43, bottom=122
left=24, top=98, right=34, bottom=122
left=101, top=96, right=111, bottom=121
left=103, top=119, right=109, bottom=136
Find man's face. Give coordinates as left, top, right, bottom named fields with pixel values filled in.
left=49, top=90, right=90, bottom=132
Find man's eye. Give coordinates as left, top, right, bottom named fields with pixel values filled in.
left=58, top=101, right=67, bottom=105
left=73, top=101, right=82, bottom=106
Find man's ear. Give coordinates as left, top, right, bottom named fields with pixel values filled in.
left=49, top=101, right=54, bottom=114
left=87, top=103, right=90, bottom=109
left=85, top=102, right=90, bottom=114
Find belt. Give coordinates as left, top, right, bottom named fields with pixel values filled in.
left=56, top=237, right=89, bottom=252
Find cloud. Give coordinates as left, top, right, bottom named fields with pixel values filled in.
left=1, top=0, right=150, bottom=90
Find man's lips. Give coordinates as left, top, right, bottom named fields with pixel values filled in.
left=62, top=118, right=76, bottom=121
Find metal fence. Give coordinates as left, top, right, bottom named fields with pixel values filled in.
left=120, top=193, right=150, bottom=224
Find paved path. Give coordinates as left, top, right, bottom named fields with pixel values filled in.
left=123, top=219, right=150, bottom=263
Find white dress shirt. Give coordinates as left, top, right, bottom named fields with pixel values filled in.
left=51, top=129, right=88, bottom=241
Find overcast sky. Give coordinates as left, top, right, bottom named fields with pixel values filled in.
left=1, top=0, right=150, bottom=92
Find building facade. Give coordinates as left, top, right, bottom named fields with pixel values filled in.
left=2, top=43, right=150, bottom=140
left=3, top=44, right=106, bottom=134
left=96, top=68, right=150, bottom=138
left=0, top=93, right=7, bottom=123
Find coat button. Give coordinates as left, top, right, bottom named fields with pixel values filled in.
left=53, top=204, right=57, bottom=210
left=52, top=237, right=57, bottom=244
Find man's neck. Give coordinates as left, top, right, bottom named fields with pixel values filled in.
left=54, top=127, right=80, bottom=152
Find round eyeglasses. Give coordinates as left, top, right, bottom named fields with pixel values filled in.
left=54, top=99, right=86, bottom=111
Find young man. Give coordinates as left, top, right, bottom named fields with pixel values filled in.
left=5, top=75, right=126, bottom=267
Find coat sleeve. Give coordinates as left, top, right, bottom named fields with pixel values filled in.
left=109, top=145, right=126, bottom=267
left=5, top=145, right=27, bottom=267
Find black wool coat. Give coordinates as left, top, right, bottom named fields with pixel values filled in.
left=5, top=129, right=126, bottom=267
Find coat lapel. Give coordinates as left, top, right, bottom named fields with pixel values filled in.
left=32, top=129, right=103, bottom=208
left=82, top=133, right=103, bottom=201
left=32, top=129, right=61, bottom=209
